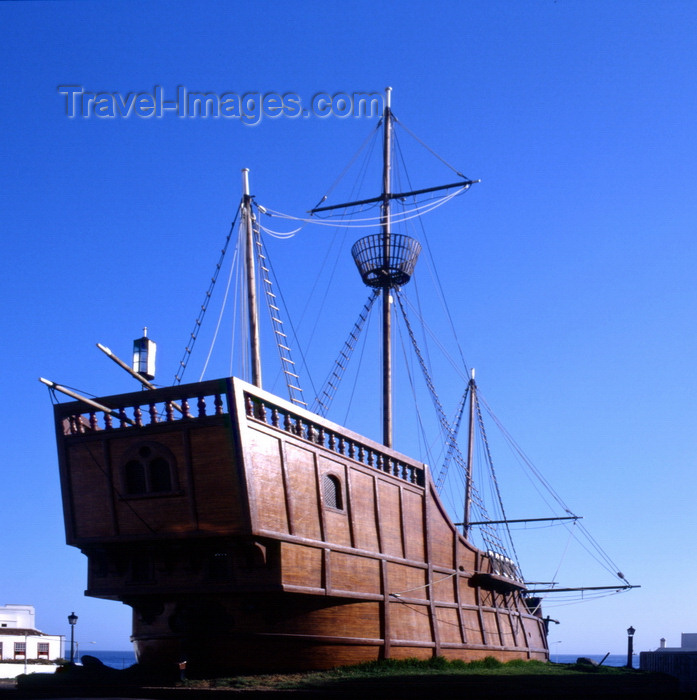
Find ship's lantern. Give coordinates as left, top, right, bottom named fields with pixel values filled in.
left=133, top=328, right=156, bottom=380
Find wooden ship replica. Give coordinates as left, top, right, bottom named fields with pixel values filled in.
left=45, top=90, right=554, bottom=673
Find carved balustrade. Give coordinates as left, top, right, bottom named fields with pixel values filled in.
left=244, top=392, right=425, bottom=487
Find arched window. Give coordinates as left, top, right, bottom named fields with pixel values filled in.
left=322, top=473, right=343, bottom=510
left=125, top=459, right=147, bottom=494
left=149, top=457, right=172, bottom=492
left=122, top=443, right=176, bottom=496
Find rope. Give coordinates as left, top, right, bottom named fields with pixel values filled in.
left=262, top=186, right=469, bottom=227
left=199, top=240, right=240, bottom=381
left=389, top=570, right=459, bottom=598
left=84, top=443, right=157, bottom=534
left=547, top=519, right=576, bottom=589
left=474, top=391, right=522, bottom=575
left=392, top=114, right=471, bottom=179
left=340, top=306, right=374, bottom=426
left=312, top=289, right=379, bottom=416
left=253, top=218, right=307, bottom=406
left=395, top=291, right=510, bottom=559
left=309, top=119, right=381, bottom=211
left=478, top=391, right=630, bottom=585
left=174, top=207, right=239, bottom=385
left=256, top=220, right=303, bottom=238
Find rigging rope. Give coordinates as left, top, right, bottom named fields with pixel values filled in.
left=436, top=386, right=468, bottom=492
left=474, top=391, right=522, bottom=575
left=392, top=114, right=471, bottom=179
left=199, top=241, right=240, bottom=381
left=477, top=389, right=631, bottom=585
left=256, top=219, right=303, bottom=238
left=547, top=519, right=577, bottom=590
left=339, top=304, right=374, bottom=426
left=477, top=390, right=629, bottom=584
left=263, top=186, right=468, bottom=227
left=392, top=130, right=471, bottom=378
left=310, top=119, right=381, bottom=211
left=252, top=214, right=307, bottom=406
left=312, top=289, right=380, bottom=416
left=394, top=290, right=511, bottom=560
left=174, top=208, right=239, bottom=385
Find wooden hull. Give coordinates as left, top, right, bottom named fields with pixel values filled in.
left=53, top=377, right=548, bottom=674
left=129, top=593, right=546, bottom=673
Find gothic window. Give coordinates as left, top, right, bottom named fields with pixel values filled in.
left=122, top=443, right=176, bottom=496
left=125, top=460, right=147, bottom=494
left=149, top=457, right=172, bottom=492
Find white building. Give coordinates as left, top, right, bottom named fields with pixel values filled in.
left=657, top=633, right=697, bottom=652
left=0, top=604, right=63, bottom=662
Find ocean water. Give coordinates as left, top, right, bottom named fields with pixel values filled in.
left=80, top=650, right=137, bottom=669
left=555, top=653, right=631, bottom=668
left=85, top=650, right=631, bottom=670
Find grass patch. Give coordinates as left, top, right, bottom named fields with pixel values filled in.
left=179, top=657, right=632, bottom=691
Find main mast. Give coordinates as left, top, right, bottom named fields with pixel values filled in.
left=381, top=87, right=393, bottom=447
left=310, top=88, right=477, bottom=448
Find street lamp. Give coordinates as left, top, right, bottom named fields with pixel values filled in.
left=67, top=612, right=78, bottom=664
left=626, top=626, right=635, bottom=669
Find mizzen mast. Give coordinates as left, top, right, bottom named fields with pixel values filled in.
left=463, top=368, right=476, bottom=536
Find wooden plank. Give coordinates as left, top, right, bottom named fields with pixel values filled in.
left=280, top=542, right=323, bottom=589
left=381, top=558, right=390, bottom=659
left=329, top=551, right=381, bottom=595
left=103, top=439, right=118, bottom=536
left=314, top=449, right=325, bottom=542
left=249, top=430, right=291, bottom=533
left=68, top=441, right=117, bottom=539
left=181, top=428, right=199, bottom=529
left=285, top=441, right=320, bottom=539
left=377, top=480, right=403, bottom=558
left=475, top=550, right=488, bottom=646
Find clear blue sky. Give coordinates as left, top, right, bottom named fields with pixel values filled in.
left=2, top=0, right=697, bottom=657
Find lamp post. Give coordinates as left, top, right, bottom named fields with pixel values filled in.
left=67, top=612, right=78, bottom=664
left=626, top=626, right=635, bottom=669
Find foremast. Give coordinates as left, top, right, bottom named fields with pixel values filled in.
left=242, top=168, right=262, bottom=389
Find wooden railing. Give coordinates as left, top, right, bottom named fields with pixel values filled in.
left=56, top=380, right=229, bottom=435
left=54, top=378, right=425, bottom=488
left=244, top=392, right=425, bottom=487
